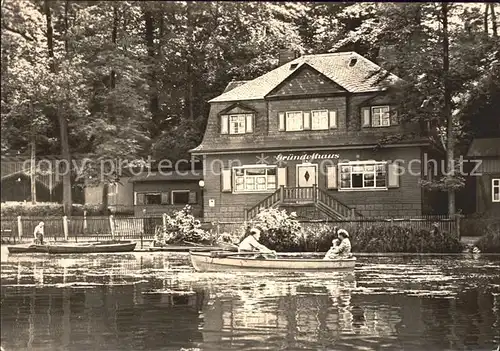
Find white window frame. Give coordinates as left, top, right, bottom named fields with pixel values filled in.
left=338, top=161, right=388, bottom=191
left=285, top=111, right=304, bottom=131
left=311, top=110, right=329, bottom=130
left=171, top=190, right=191, bottom=205
left=221, top=113, right=254, bottom=135
left=371, top=106, right=390, bottom=127
left=493, top=178, right=500, bottom=202
left=232, top=165, right=277, bottom=193
left=229, top=114, right=246, bottom=134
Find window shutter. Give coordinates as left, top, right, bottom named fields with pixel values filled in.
left=326, top=166, right=338, bottom=189
left=277, top=167, right=287, bottom=187
left=188, top=191, right=197, bottom=204
left=221, top=169, right=232, bottom=192
left=329, top=110, right=337, bottom=129
left=303, top=112, right=311, bottom=130
left=278, top=112, right=285, bottom=131
left=136, top=193, right=145, bottom=205
left=388, top=162, right=400, bottom=188
left=390, top=107, right=399, bottom=125
left=246, top=114, right=253, bottom=133
left=161, top=192, right=170, bottom=204
left=361, top=107, right=371, bottom=127
left=220, top=115, right=228, bottom=134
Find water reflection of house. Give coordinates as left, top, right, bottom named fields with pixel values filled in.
left=201, top=279, right=358, bottom=347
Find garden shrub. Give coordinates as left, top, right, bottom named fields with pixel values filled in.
left=250, top=208, right=303, bottom=251
left=242, top=213, right=464, bottom=253
left=154, top=205, right=210, bottom=245
left=474, top=227, right=500, bottom=253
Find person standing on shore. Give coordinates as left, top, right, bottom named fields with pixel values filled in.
left=33, top=221, right=45, bottom=245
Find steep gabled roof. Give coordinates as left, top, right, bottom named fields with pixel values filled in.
left=209, top=52, right=401, bottom=103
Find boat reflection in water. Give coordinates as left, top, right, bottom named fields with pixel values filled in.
left=1, top=252, right=499, bottom=350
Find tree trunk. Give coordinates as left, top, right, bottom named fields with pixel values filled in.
left=185, top=2, right=194, bottom=120
left=30, top=109, right=36, bottom=204
left=110, top=4, right=118, bottom=90
left=45, top=0, right=72, bottom=215
left=144, top=9, right=160, bottom=134
left=442, top=3, right=455, bottom=217
left=491, top=3, right=498, bottom=37
left=484, top=3, right=489, bottom=34
left=101, top=182, right=109, bottom=214
left=64, top=0, right=69, bottom=53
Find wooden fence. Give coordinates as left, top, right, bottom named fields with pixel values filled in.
left=1, top=214, right=464, bottom=244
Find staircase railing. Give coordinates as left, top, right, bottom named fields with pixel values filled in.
left=245, top=186, right=360, bottom=220
left=244, top=187, right=281, bottom=221
left=316, top=188, right=358, bottom=218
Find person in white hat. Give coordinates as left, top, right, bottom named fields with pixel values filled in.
left=324, top=228, right=352, bottom=260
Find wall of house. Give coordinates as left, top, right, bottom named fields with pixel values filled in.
left=84, top=177, right=133, bottom=209
left=133, top=180, right=202, bottom=218
left=474, top=172, right=500, bottom=217
left=202, top=146, right=425, bottom=222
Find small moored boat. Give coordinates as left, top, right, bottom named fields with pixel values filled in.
left=189, top=251, right=356, bottom=272
left=7, top=244, right=49, bottom=254
left=7, top=241, right=136, bottom=254
left=47, top=240, right=136, bottom=254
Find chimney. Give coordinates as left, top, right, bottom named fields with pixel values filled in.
left=278, top=48, right=299, bottom=67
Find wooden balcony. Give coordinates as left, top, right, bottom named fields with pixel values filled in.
left=245, top=185, right=359, bottom=221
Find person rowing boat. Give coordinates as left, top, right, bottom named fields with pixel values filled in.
left=238, top=227, right=276, bottom=258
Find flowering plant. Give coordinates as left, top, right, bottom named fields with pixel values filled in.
left=154, top=205, right=210, bottom=244
left=251, top=208, right=302, bottom=251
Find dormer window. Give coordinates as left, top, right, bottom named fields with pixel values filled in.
left=220, top=113, right=254, bottom=135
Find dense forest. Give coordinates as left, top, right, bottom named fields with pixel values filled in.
left=1, top=1, right=499, bottom=213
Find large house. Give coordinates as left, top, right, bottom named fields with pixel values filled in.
left=466, top=137, right=500, bottom=218
left=190, top=51, right=440, bottom=222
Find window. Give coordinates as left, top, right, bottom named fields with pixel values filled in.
left=493, top=179, right=500, bottom=202
left=233, top=166, right=277, bottom=192
left=362, top=105, right=394, bottom=127
left=221, top=113, right=254, bottom=135
left=136, top=192, right=170, bottom=205
left=371, top=106, right=390, bottom=127
left=339, top=161, right=387, bottom=190
left=280, top=109, right=337, bottom=131
left=229, top=115, right=246, bottom=134
left=172, top=190, right=190, bottom=205
left=145, top=193, right=161, bottom=205
left=311, top=110, right=329, bottom=130
left=286, top=111, right=303, bottom=131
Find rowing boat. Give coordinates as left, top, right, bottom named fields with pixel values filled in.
left=7, top=240, right=136, bottom=254
left=189, top=251, right=356, bottom=272
left=7, top=244, right=49, bottom=254
left=46, top=240, right=136, bottom=254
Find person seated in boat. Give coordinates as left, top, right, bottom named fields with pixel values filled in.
left=324, top=229, right=352, bottom=260
left=33, top=221, right=45, bottom=245
left=238, top=227, right=276, bottom=255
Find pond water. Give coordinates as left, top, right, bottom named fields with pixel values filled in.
left=1, top=248, right=499, bottom=351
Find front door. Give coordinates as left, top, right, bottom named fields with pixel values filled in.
left=296, top=163, right=317, bottom=187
